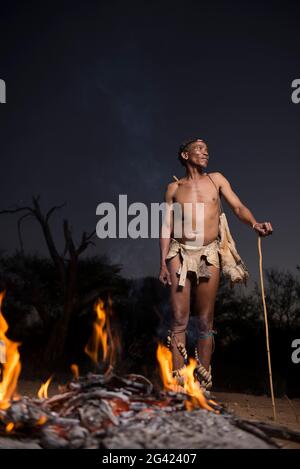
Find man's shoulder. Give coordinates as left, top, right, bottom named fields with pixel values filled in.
left=208, top=171, right=223, bottom=179
left=208, top=172, right=227, bottom=185
left=165, top=181, right=178, bottom=198
left=167, top=176, right=185, bottom=189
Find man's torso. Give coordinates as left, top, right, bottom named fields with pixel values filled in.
left=170, top=172, right=220, bottom=245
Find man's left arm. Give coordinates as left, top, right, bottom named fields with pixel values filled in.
left=215, top=172, right=273, bottom=237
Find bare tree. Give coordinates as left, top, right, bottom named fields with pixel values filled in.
left=0, top=196, right=99, bottom=367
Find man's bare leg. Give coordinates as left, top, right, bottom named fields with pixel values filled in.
left=167, top=254, right=191, bottom=373
left=193, top=264, right=220, bottom=371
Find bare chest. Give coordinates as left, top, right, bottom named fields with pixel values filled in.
left=173, top=179, right=219, bottom=208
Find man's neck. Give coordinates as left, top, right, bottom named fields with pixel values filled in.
left=185, top=166, right=207, bottom=180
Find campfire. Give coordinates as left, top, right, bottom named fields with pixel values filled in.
left=0, top=289, right=293, bottom=449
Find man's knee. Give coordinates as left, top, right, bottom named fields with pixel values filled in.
left=196, top=315, right=214, bottom=334
left=171, top=308, right=189, bottom=330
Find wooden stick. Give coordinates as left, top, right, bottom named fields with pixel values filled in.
left=234, top=417, right=300, bottom=444
left=257, top=236, right=277, bottom=421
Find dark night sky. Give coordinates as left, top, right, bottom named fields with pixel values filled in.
left=1, top=0, right=300, bottom=289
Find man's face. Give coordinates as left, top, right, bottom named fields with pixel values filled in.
left=183, top=140, right=209, bottom=167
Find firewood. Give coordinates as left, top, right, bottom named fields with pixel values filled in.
left=0, top=373, right=280, bottom=449
left=234, top=417, right=300, bottom=444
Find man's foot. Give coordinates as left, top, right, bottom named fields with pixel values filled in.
left=201, top=388, right=211, bottom=399
left=193, top=362, right=213, bottom=396
left=168, top=366, right=188, bottom=394
left=192, top=378, right=211, bottom=398
left=167, top=382, right=188, bottom=394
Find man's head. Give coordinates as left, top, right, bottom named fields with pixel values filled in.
left=178, top=138, right=209, bottom=168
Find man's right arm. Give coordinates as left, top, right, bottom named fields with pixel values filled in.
left=159, top=182, right=177, bottom=285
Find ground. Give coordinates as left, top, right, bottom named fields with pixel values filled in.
left=14, top=381, right=300, bottom=449
left=215, top=391, right=300, bottom=449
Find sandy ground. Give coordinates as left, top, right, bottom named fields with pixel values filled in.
left=214, top=391, right=300, bottom=449
left=16, top=381, right=300, bottom=449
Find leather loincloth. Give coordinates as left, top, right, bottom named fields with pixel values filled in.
left=166, top=238, right=220, bottom=287
left=166, top=212, right=249, bottom=288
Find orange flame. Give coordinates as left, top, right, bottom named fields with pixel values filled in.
left=37, top=376, right=52, bottom=399
left=36, top=415, right=47, bottom=426
left=70, top=363, right=79, bottom=380
left=156, top=343, right=174, bottom=389
left=0, top=291, right=21, bottom=409
left=5, top=422, right=14, bottom=433
left=84, top=297, right=121, bottom=371
left=106, top=295, right=121, bottom=370
left=85, top=298, right=108, bottom=364
left=156, top=343, right=215, bottom=412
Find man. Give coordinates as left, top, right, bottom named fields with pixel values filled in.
left=159, top=138, right=273, bottom=394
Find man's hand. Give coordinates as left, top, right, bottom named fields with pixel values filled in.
left=159, top=264, right=172, bottom=286
left=253, top=222, right=273, bottom=237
